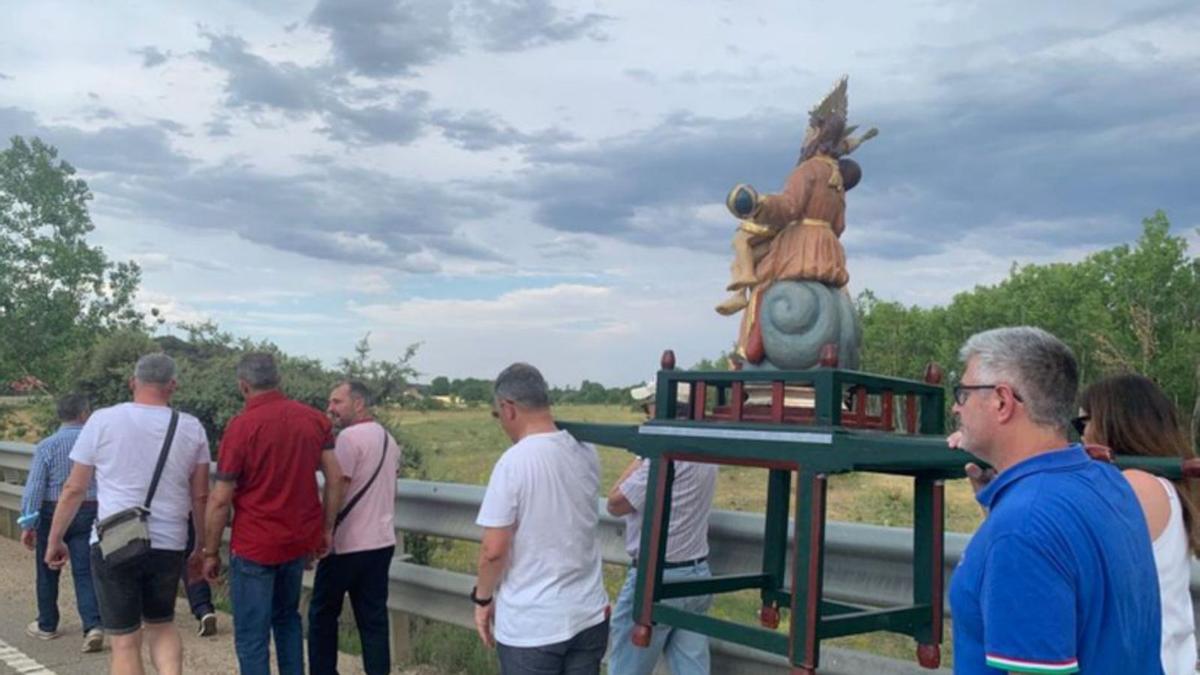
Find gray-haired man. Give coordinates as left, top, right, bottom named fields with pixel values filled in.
left=473, top=363, right=609, bottom=675
left=46, top=353, right=211, bottom=675
left=948, top=327, right=1162, bottom=674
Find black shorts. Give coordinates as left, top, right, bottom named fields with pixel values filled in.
left=90, top=545, right=186, bottom=635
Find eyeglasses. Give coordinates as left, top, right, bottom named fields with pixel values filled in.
left=952, top=383, right=1024, bottom=406
left=1071, top=414, right=1090, bottom=436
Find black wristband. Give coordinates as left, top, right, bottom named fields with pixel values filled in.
left=470, top=586, right=493, bottom=606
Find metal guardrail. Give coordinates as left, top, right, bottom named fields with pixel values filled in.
left=5, top=440, right=1199, bottom=673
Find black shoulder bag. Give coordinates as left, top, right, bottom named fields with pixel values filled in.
left=95, top=409, right=179, bottom=568
left=334, top=430, right=389, bottom=530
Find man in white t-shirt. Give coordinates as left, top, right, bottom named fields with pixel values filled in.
left=473, top=363, right=609, bottom=675
left=606, top=382, right=718, bottom=674
left=308, top=380, right=400, bottom=675
left=45, top=353, right=211, bottom=675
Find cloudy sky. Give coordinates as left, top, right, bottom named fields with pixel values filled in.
left=2, top=1, right=1198, bottom=386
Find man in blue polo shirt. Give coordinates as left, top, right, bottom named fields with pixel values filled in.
left=948, top=326, right=1162, bottom=675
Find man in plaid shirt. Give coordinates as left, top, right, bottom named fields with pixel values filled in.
left=19, top=393, right=104, bottom=652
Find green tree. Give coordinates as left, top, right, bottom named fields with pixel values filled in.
left=430, top=376, right=451, bottom=396
left=0, top=136, right=144, bottom=387
left=338, top=333, right=420, bottom=405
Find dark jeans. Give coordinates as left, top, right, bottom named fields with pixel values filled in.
left=34, top=501, right=101, bottom=633
left=496, top=618, right=609, bottom=675
left=230, top=554, right=305, bottom=675
left=90, top=546, right=186, bottom=635
left=182, top=520, right=214, bottom=619
left=307, top=545, right=394, bottom=675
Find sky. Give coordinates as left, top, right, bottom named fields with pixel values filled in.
left=2, top=0, right=1198, bottom=387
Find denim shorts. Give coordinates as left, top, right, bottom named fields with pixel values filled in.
left=89, top=545, right=185, bottom=635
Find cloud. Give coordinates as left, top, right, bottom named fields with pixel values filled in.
left=0, top=72, right=10, bottom=80
left=133, top=46, right=170, bottom=68
left=429, top=108, right=575, bottom=151
left=307, top=0, right=611, bottom=78
left=4, top=107, right=508, bottom=271
left=308, top=0, right=457, bottom=77
left=496, top=34, right=1200, bottom=262
left=465, top=0, right=611, bottom=52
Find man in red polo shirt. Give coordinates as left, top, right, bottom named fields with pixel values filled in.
left=201, top=352, right=346, bottom=675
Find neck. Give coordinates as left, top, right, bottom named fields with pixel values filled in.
left=992, top=426, right=1071, bottom=473
left=245, top=387, right=277, bottom=401
left=515, top=410, right=558, bottom=441
left=133, top=388, right=171, bottom=407
left=353, top=411, right=373, bottom=424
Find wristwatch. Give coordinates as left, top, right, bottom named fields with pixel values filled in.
left=470, top=586, right=493, bottom=607
left=201, top=548, right=220, bottom=559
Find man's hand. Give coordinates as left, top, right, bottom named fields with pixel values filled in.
left=314, top=528, right=333, bottom=560
left=186, top=550, right=205, bottom=584
left=44, top=539, right=69, bottom=570
left=202, top=554, right=222, bottom=583
left=964, top=462, right=997, bottom=497
left=474, top=602, right=495, bottom=648
left=20, top=529, right=35, bottom=551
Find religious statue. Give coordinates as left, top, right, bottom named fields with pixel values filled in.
left=715, top=77, right=876, bottom=369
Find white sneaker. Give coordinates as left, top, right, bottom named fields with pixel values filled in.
left=26, top=621, right=59, bottom=640
left=198, top=612, right=217, bottom=637
left=82, top=628, right=104, bottom=653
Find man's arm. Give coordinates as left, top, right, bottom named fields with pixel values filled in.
left=317, top=449, right=346, bottom=557
left=473, top=526, right=513, bottom=648
left=44, top=463, right=94, bottom=569
left=202, top=480, right=235, bottom=582
left=607, top=457, right=643, bottom=516
left=186, top=462, right=210, bottom=582
left=19, top=447, right=49, bottom=549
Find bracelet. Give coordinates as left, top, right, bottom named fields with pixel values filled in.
left=201, top=548, right=220, bottom=558
left=470, top=586, right=493, bottom=607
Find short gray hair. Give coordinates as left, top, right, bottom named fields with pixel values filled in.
left=959, top=326, right=1078, bottom=430
left=237, top=352, right=280, bottom=390
left=56, top=393, right=90, bottom=421
left=494, top=362, right=550, bottom=410
left=134, top=353, right=176, bottom=385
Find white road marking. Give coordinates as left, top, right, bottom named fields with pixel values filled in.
left=0, top=638, right=57, bottom=675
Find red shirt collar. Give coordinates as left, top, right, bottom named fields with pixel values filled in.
left=244, top=389, right=287, bottom=411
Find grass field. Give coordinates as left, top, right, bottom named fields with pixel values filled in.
left=384, top=403, right=978, bottom=671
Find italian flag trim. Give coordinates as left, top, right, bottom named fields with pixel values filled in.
left=985, top=654, right=1080, bottom=673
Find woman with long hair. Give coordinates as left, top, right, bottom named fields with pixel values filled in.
left=1079, top=374, right=1199, bottom=675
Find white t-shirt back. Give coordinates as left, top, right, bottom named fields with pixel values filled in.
left=475, top=430, right=608, bottom=648
left=620, top=459, right=717, bottom=561
left=70, top=403, right=210, bottom=551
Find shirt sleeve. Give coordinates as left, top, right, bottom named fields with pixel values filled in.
left=68, top=417, right=101, bottom=467
left=476, top=456, right=519, bottom=528
left=619, top=459, right=651, bottom=512
left=192, top=422, right=211, bottom=466
left=980, top=533, right=1080, bottom=674
left=20, top=444, right=49, bottom=520
left=215, top=418, right=245, bottom=482
left=333, top=429, right=359, bottom=480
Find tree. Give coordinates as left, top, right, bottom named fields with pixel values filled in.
left=338, top=333, right=420, bottom=405
left=429, top=376, right=451, bottom=396
left=0, top=136, right=143, bottom=387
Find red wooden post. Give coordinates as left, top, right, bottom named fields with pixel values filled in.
left=661, top=350, right=676, bottom=370
left=771, top=381, right=784, bottom=423
left=918, top=479, right=945, bottom=669
left=905, top=393, right=917, bottom=433
left=693, top=381, right=707, bottom=421
left=882, top=391, right=895, bottom=431
left=731, top=380, right=744, bottom=422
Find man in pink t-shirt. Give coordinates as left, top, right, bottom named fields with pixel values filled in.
left=307, top=380, right=400, bottom=675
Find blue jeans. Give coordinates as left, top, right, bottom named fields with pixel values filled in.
left=496, top=618, right=609, bottom=675
left=183, top=520, right=214, bottom=619
left=307, top=545, right=394, bottom=675
left=230, top=554, right=306, bottom=675
left=608, top=562, right=713, bottom=675
left=34, top=501, right=101, bottom=633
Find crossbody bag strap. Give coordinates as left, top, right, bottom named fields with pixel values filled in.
left=335, top=429, right=389, bottom=529
left=143, top=409, right=180, bottom=511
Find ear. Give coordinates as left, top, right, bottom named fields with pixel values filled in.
left=995, top=385, right=1020, bottom=423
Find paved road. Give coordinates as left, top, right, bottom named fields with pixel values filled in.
left=0, top=535, right=373, bottom=674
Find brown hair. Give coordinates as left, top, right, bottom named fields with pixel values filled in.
left=1080, top=374, right=1199, bottom=556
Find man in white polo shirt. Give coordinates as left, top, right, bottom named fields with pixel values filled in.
left=472, top=363, right=609, bottom=675
left=606, top=382, right=718, bottom=675
left=308, top=380, right=400, bottom=675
